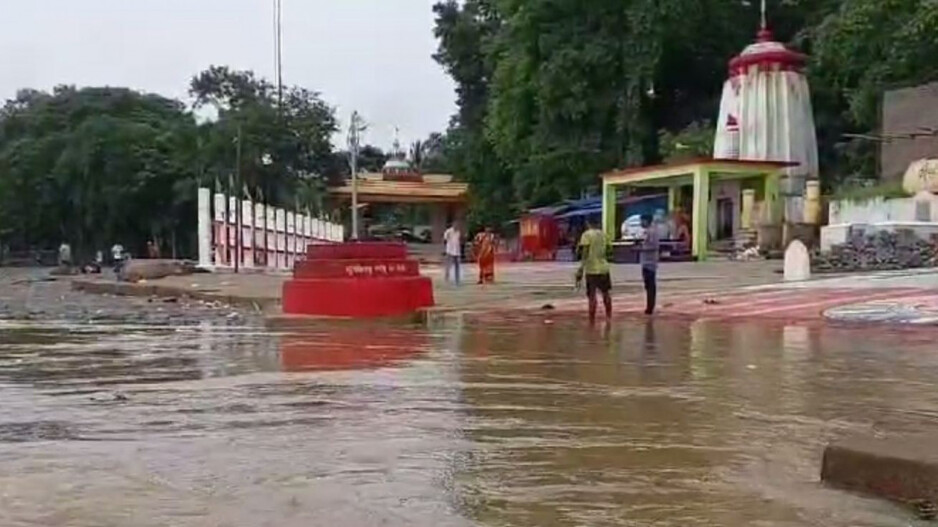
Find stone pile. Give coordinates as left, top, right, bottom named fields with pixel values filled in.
left=813, top=229, right=938, bottom=273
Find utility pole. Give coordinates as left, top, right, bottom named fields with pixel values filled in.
left=234, top=124, right=243, bottom=273
left=274, top=0, right=283, bottom=109
left=347, top=111, right=366, bottom=240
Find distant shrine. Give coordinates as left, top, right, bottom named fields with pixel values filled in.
left=328, top=137, right=468, bottom=244
left=598, top=4, right=822, bottom=259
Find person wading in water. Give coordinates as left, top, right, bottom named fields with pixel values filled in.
left=473, top=226, right=497, bottom=284
left=577, top=218, right=612, bottom=323
left=639, top=214, right=660, bottom=315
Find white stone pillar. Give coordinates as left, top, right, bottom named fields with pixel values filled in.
left=286, top=211, right=296, bottom=268
left=265, top=204, right=275, bottom=269
left=254, top=203, right=265, bottom=267
left=741, top=189, right=756, bottom=230
left=213, top=192, right=228, bottom=268
left=197, top=187, right=213, bottom=270
left=804, top=180, right=821, bottom=225
left=275, top=208, right=286, bottom=270
left=241, top=199, right=254, bottom=268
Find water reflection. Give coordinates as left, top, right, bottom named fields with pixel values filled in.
left=0, top=316, right=936, bottom=526
left=279, top=323, right=429, bottom=372
left=453, top=315, right=937, bottom=526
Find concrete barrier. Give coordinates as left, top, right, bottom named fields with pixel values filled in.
left=822, top=434, right=938, bottom=513
left=71, top=277, right=279, bottom=311
left=119, top=259, right=196, bottom=282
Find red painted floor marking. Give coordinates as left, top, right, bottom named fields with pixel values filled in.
left=534, top=285, right=938, bottom=323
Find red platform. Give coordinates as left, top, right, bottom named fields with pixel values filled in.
left=282, top=242, right=434, bottom=318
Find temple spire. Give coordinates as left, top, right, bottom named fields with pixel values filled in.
left=391, top=126, right=403, bottom=159
left=756, top=0, right=773, bottom=41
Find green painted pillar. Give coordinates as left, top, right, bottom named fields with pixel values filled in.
left=692, top=168, right=710, bottom=260
left=602, top=182, right=617, bottom=240
left=668, top=184, right=679, bottom=213
left=763, top=172, right=780, bottom=225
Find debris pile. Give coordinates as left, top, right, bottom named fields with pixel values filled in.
left=813, top=229, right=938, bottom=273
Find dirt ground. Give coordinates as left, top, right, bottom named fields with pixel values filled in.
left=0, top=267, right=259, bottom=325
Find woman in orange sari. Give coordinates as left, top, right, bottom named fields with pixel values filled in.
left=473, top=226, right=497, bottom=284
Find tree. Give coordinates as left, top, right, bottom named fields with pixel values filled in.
left=432, top=0, right=916, bottom=210
left=0, top=66, right=340, bottom=256
left=433, top=0, right=516, bottom=229
left=190, top=66, right=338, bottom=206
left=805, top=0, right=938, bottom=185
left=0, top=86, right=200, bottom=257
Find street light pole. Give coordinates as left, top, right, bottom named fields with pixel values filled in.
left=348, top=111, right=365, bottom=240
left=274, top=0, right=283, bottom=108
left=234, top=123, right=243, bottom=273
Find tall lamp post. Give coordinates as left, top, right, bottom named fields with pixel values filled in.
left=234, top=124, right=243, bottom=273
left=347, top=111, right=366, bottom=240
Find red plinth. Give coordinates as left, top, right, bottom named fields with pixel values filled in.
left=282, top=242, right=434, bottom=318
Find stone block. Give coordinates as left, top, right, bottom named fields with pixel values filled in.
left=119, top=260, right=196, bottom=283
left=784, top=240, right=811, bottom=282
left=822, top=435, right=938, bottom=509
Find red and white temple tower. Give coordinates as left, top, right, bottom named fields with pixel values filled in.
left=713, top=5, right=819, bottom=210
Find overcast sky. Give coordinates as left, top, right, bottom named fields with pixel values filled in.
left=0, top=0, right=456, bottom=149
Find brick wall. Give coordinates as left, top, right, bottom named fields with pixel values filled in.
left=881, top=82, right=938, bottom=182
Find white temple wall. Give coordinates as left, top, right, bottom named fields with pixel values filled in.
left=197, top=187, right=343, bottom=271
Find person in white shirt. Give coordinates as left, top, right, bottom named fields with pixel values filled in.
left=58, top=242, right=72, bottom=267
left=111, top=243, right=126, bottom=276
left=443, top=223, right=462, bottom=286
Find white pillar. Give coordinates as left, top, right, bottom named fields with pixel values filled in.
left=265, top=205, right=275, bottom=269
left=242, top=199, right=254, bottom=269
left=276, top=208, right=286, bottom=270
left=213, top=192, right=228, bottom=268
left=288, top=213, right=295, bottom=262
left=254, top=203, right=265, bottom=267
left=197, top=187, right=213, bottom=270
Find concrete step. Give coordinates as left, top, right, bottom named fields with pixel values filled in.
left=822, top=434, right=938, bottom=517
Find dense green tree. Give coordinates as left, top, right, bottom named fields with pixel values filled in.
left=190, top=66, right=337, bottom=207
left=805, top=0, right=938, bottom=184
left=0, top=67, right=338, bottom=256
left=433, top=0, right=516, bottom=230
left=432, top=0, right=936, bottom=212
left=0, top=86, right=200, bottom=257
left=433, top=0, right=769, bottom=216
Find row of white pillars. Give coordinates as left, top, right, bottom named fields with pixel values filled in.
left=197, top=187, right=343, bottom=271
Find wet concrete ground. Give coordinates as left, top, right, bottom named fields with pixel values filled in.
left=2, top=268, right=938, bottom=526
left=69, top=259, right=786, bottom=313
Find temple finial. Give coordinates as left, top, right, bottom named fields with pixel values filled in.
left=756, top=0, right=773, bottom=41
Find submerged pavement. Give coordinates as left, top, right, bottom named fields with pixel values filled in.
left=4, top=267, right=938, bottom=525
left=1, top=302, right=937, bottom=525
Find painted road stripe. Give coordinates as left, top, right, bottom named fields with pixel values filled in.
left=726, top=289, right=922, bottom=318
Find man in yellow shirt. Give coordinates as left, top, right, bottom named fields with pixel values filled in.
left=577, top=218, right=612, bottom=322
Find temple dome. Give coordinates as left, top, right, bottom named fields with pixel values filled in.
left=383, top=158, right=411, bottom=171
left=729, top=28, right=807, bottom=76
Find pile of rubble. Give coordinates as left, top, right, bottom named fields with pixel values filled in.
left=813, top=229, right=938, bottom=273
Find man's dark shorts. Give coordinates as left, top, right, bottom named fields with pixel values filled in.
left=585, top=273, right=612, bottom=297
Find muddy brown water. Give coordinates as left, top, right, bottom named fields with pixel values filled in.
left=1, top=313, right=937, bottom=526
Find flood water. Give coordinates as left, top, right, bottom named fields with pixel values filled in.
left=1, top=313, right=937, bottom=526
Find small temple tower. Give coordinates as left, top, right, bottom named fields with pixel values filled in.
left=713, top=1, right=819, bottom=196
